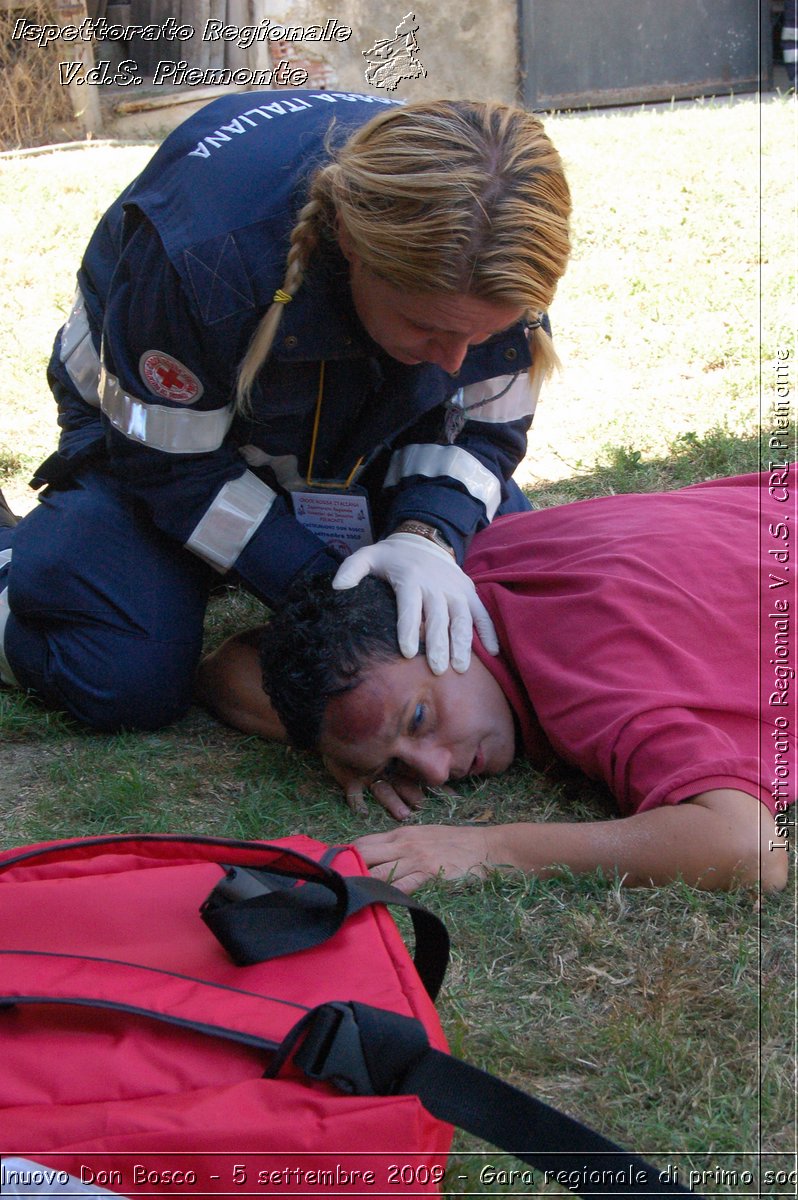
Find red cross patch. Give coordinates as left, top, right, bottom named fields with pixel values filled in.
left=139, top=351, right=203, bottom=404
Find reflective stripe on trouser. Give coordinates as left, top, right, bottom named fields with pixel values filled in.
left=3, top=472, right=216, bottom=731
left=0, top=547, right=19, bottom=688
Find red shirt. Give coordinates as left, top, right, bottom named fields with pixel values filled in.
left=468, top=473, right=796, bottom=816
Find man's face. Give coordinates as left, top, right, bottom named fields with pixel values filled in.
left=343, top=249, right=525, bottom=375
left=318, top=653, right=517, bottom=789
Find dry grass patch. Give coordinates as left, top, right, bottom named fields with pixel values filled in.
left=0, top=2, right=74, bottom=150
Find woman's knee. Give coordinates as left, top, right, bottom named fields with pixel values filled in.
left=5, top=480, right=212, bottom=730
left=7, top=614, right=201, bottom=732
left=67, top=635, right=203, bottom=731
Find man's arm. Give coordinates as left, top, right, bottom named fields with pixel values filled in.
left=195, top=629, right=287, bottom=742
left=355, top=789, right=788, bottom=894
left=195, top=637, right=788, bottom=895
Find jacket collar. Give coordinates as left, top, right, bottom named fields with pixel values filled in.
left=272, top=238, right=371, bottom=362
left=270, top=237, right=533, bottom=384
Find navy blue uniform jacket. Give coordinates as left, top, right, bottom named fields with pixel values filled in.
left=45, top=90, right=538, bottom=608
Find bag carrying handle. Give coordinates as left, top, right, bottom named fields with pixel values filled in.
left=199, top=859, right=449, bottom=1001
left=0, top=835, right=450, bottom=1002
left=0, top=947, right=308, bottom=1049
left=0, top=991, right=283, bottom=1055
left=0, top=987, right=703, bottom=1198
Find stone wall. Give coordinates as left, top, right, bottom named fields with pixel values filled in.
left=92, top=1, right=521, bottom=138
left=251, top=0, right=519, bottom=103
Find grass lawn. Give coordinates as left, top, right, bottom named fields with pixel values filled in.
left=0, top=93, right=796, bottom=1194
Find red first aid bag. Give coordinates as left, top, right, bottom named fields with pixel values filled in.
left=0, top=834, right=451, bottom=1195
left=0, top=834, right=698, bottom=1199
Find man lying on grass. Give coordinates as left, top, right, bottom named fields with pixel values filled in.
left=198, top=473, right=793, bottom=894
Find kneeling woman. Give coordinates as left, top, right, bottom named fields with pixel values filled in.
left=199, top=472, right=793, bottom=894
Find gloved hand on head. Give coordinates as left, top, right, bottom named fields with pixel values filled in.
left=332, top=530, right=499, bottom=675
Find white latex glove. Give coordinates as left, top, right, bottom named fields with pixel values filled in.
left=332, top=532, right=499, bottom=674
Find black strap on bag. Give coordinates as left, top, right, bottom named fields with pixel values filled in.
left=200, top=857, right=450, bottom=1001
left=271, top=1000, right=701, bottom=1199
left=202, top=856, right=702, bottom=1198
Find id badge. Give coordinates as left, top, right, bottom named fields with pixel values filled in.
left=290, top=484, right=374, bottom=558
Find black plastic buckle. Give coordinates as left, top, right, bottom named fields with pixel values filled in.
left=293, top=1002, right=375, bottom=1096
left=209, top=865, right=282, bottom=905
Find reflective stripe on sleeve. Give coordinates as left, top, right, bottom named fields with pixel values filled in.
left=185, top=471, right=277, bottom=572
left=0, top=549, right=20, bottom=688
left=60, top=291, right=101, bottom=406
left=99, top=365, right=234, bottom=454
left=59, top=290, right=233, bottom=454
left=456, top=371, right=540, bottom=424
left=384, top=444, right=502, bottom=520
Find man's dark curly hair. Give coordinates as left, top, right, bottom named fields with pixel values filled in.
left=260, top=573, right=402, bottom=751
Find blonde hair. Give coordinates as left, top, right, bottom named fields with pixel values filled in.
left=237, top=99, right=571, bottom=408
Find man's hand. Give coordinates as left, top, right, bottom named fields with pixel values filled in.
left=355, top=791, right=787, bottom=896
left=354, top=825, right=494, bottom=893
left=322, top=756, right=425, bottom=821
left=332, top=532, right=499, bottom=675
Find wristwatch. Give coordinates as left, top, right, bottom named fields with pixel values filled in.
left=394, top=520, right=456, bottom=558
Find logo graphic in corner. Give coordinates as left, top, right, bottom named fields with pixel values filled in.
left=363, top=12, right=427, bottom=91
left=140, top=351, right=203, bottom=404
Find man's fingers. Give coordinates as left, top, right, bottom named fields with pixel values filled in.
left=345, top=788, right=369, bottom=817
left=370, top=777, right=418, bottom=821
left=354, top=833, right=429, bottom=894
left=392, top=779, right=425, bottom=811
left=364, top=860, right=427, bottom=894
left=323, top=753, right=369, bottom=816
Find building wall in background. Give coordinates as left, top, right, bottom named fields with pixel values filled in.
left=114, top=1, right=520, bottom=102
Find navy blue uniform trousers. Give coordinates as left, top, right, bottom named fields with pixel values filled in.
left=1, top=471, right=216, bottom=730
